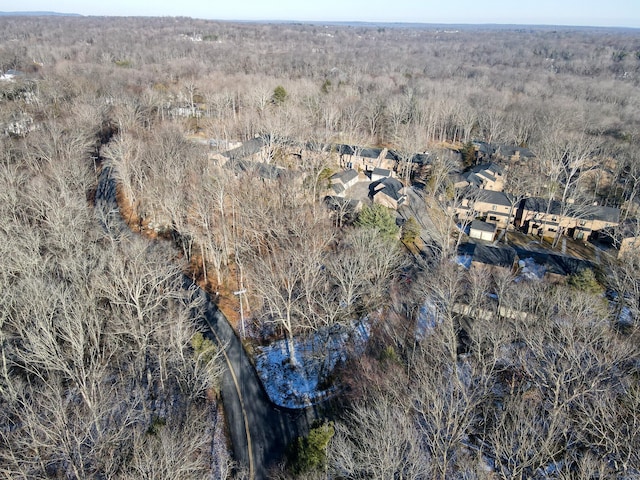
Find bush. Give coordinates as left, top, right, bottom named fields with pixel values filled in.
left=401, top=217, right=420, bottom=244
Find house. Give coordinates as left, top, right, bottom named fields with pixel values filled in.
left=611, top=219, right=640, bottom=258
left=455, top=188, right=514, bottom=229
left=469, top=220, right=497, bottom=242
left=458, top=163, right=504, bottom=191
left=335, top=144, right=401, bottom=172
left=222, top=136, right=269, bottom=163
left=371, top=177, right=407, bottom=210
left=472, top=140, right=495, bottom=161
left=228, top=159, right=288, bottom=181
left=385, top=149, right=431, bottom=166
left=494, top=145, right=535, bottom=163
left=323, top=196, right=362, bottom=224
left=457, top=242, right=516, bottom=272
left=330, top=169, right=359, bottom=197
left=370, top=167, right=392, bottom=182
left=410, top=153, right=430, bottom=165
left=516, top=197, right=620, bottom=241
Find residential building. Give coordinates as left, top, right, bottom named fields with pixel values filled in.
left=336, top=144, right=395, bottom=171
left=370, top=167, right=393, bottom=182
left=457, top=163, right=505, bottom=191
left=330, top=169, right=359, bottom=197
left=516, top=197, right=620, bottom=241
left=457, top=242, right=516, bottom=273
left=455, top=188, right=514, bottom=229
left=371, top=177, right=408, bottom=210
left=494, top=145, right=535, bottom=163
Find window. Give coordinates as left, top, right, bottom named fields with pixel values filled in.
left=579, top=220, right=586, bottom=226
left=548, top=227, right=557, bottom=233
left=489, top=216, right=497, bottom=221
left=551, top=216, right=557, bottom=221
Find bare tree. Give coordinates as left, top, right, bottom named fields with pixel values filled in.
left=328, top=393, right=429, bottom=479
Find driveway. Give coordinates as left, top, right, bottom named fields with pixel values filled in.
left=399, top=186, right=438, bottom=243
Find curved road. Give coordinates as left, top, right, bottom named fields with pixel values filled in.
left=95, top=166, right=320, bottom=479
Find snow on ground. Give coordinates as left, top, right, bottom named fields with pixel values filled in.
left=255, top=320, right=370, bottom=409
left=455, top=254, right=473, bottom=269
left=516, top=257, right=546, bottom=281
left=416, top=299, right=441, bottom=339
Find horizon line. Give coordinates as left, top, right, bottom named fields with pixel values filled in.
left=1, top=11, right=638, bottom=30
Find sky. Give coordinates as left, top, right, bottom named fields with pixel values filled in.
left=4, top=0, right=640, bottom=28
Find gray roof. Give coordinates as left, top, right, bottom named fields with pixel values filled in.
left=521, top=197, right=620, bottom=223
left=324, top=195, right=361, bottom=212
left=476, top=189, right=513, bottom=207
left=336, top=144, right=355, bottom=156
left=331, top=168, right=359, bottom=184
left=360, top=147, right=383, bottom=159
left=587, top=205, right=620, bottom=223
left=411, top=153, right=430, bottom=164
left=473, top=162, right=503, bottom=176
left=386, top=150, right=401, bottom=161
left=513, top=247, right=593, bottom=276
left=521, top=197, right=563, bottom=216
left=458, top=243, right=516, bottom=269
left=472, top=141, right=495, bottom=156
left=335, top=144, right=382, bottom=159
left=372, top=167, right=391, bottom=177
left=462, top=163, right=503, bottom=187
left=229, top=159, right=284, bottom=180
left=496, top=145, right=535, bottom=159
left=222, top=137, right=267, bottom=161
left=471, top=219, right=496, bottom=233
left=372, top=177, right=405, bottom=202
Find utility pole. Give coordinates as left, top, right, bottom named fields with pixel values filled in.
left=234, top=288, right=247, bottom=337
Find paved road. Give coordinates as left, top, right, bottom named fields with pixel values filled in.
left=95, top=165, right=319, bottom=479
left=192, top=287, right=319, bottom=478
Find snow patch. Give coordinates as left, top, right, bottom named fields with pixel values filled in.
left=516, top=257, right=546, bottom=281
left=255, top=320, right=370, bottom=408
left=455, top=255, right=473, bottom=269
left=416, top=299, right=441, bottom=339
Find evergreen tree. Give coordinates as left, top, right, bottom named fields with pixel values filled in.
left=460, top=141, right=477, bottom=168
left=356, top=203, right=400, bottom=239
left=290, top=422, right=335, bottom=474
left=272, top=85, right=287, bottom=105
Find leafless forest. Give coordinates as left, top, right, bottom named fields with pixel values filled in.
left=1, top=15, right=640, bottom=479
